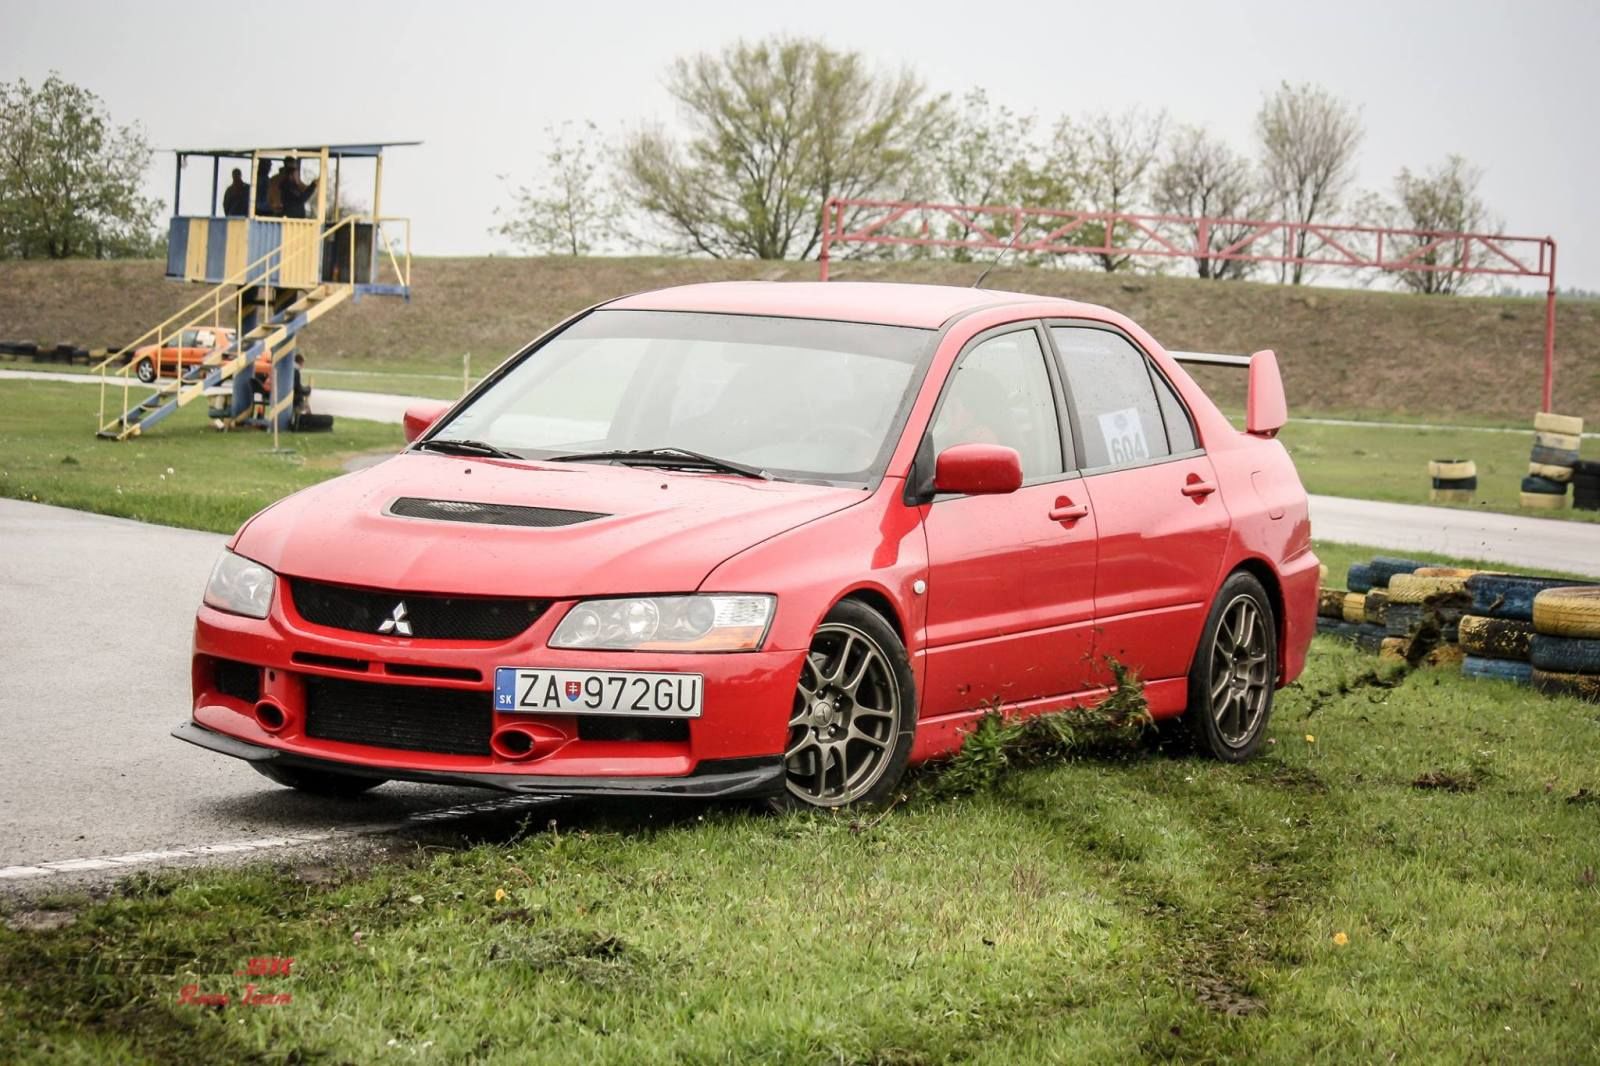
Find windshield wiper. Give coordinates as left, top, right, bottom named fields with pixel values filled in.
left=550, top=447, right=771, bottom=480
left=414, top=437, right=524, bottom=460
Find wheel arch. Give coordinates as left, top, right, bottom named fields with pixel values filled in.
left=832, top=585, right=907, bottom=644
left=1228, top=556, right=1287, bottom=676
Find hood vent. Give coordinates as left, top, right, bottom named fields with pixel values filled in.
left=388, top=497, right=608, bottom=528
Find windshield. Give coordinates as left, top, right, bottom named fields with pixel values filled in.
left=431, top=310, right=934, bottom=484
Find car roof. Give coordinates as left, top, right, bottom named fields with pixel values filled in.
left=605, top=281, right=1109, bottom=330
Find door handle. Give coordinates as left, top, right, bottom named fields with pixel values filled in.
left=1049, top=499, right=1089, bottom=523
left=1181, top=477, right=1217, bottom=498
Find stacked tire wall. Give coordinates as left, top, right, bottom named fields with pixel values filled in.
left=1530, top=587, right=1600, bottom=702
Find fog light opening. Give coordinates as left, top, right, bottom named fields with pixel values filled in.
left=254, top=700, right=289, bottom=734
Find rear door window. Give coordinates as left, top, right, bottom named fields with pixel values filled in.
left=1050, top=327, right=1173, bottom=470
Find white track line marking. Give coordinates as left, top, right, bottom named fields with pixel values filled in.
left=0, top=794, right=562, bottom=883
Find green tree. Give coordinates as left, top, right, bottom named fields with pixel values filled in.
left=493, top=120, right=618, bottom=256
left=620, top=36, right=946, bottom=260
left=1064, top=108, right=1167, bottom=272
left=0, top=73, right=160, bottom=259
left=1389, top=155, right=1494, bottom=295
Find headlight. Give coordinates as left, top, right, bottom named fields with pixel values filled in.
left=550, top=595, right=774, bottom=651
left=203, top=549, right=276, bottom=619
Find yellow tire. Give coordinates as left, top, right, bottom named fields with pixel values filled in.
left=1342, top=592, right=1367, bottom=624
left=1430, top=488, right=1474, bottom=504
left=1533, top=430, right=1582, bottom=451
left=1528, top=462, right=1573, bottom=482
left=1378, top=636, right=1410, bottom=663
left=1427, top=459, right=1477, bottom=479
left=1457, top=614, right=1535, bottom=659
left=1317, top=587, right=1346, bottom=620
left=1413, top=567, right=1481, bottom=579
left=1520, top=491, right=1569, bottom=511
left=1531, top=668, right=1600, bottom=704
left=1387, top=573, right=1469, bottom=604
left=1424, top=644, right=1465, bottom=668
left=1319, top=563, right=1329, bottom=583
left=1531, top=586, right=1600, bottom=639
left=1533, top=412, right=1583, bottom=436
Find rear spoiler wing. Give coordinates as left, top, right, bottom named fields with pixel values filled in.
left=1169, top=349, right=1286, bottom=438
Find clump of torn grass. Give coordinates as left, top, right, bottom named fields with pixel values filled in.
left=931, top=659, right=1153, bottom=796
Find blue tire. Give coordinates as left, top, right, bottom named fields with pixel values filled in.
left=1529, top=634, right=1600, bottom=674
left=1368, top=556, right=1429, bottom=588
left=1461, top=656, right=1533, bottom=684
left=1467, top=573, right=1596, bottom=622
left=1521, top=475, right=1567, bottom=495
left=1347, top=563, right=1377, bottom=593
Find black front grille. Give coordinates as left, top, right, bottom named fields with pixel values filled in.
left=214, top=659, right=261, bottom=703
left=289, top=580, right=547, bottom=641
left=389, top=497, right=608, bottom=528
left=304, top=676, right=492, bottom=756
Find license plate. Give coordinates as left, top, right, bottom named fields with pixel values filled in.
left=494, top=668, right=703, bottom=718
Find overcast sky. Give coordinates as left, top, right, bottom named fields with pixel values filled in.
left=3, top=0, right=1597, bottom=289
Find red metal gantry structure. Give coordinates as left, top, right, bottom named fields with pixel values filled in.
left=817, top=198, right=1563, bottom=411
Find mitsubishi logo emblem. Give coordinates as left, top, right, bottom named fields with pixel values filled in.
left=378, top=601, right=412, bottom=636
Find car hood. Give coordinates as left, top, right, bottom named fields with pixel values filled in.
left=232, top=452, right=866, bottom=597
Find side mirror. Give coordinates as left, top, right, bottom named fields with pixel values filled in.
left=933, top=443, right=1023, bottom=496
left=1245, top=349, right=1287, bottom=438
left=402, top=401, right=451, bottom=444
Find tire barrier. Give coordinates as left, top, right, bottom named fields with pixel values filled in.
left=1363, top=589, right=1390, bottom=626
left=1413, top=567, right=1481, bottom=579
left=1347, top=562, right=1377, bottom=594
left=1575, top=459, right=1600, bottom=513
left=1317, top=587, right=1346, bottom=619
left=1388, top=574, right=1470, bottom=604
left=1386, top=602, right=1423, bottom=637
left=1527, top=462, right=1572, bottom=483
left=1315, top=617, right=1363, bottom=641
left=1533, top=412, right=1583, bottom=436
left=1367, top=557, right=1429, bottom=588
left=1531, top=586, right=1600, bottom=639
left=1521, top=474, right=1567, bottom=495
left=1531, top=669, right=1600, bottom=703
left=1533, top=431, right=1582, bottom=453
left=1522, top=413, right=1582, bottom=510
left=1427, top=458, right=1477, bottom=480
left=1467, top=573, right=1597, bottom=622
left=1354, top=624, right=1387, bottom=653
left=1529, top=633, right=1600, bottom=673
left=1342, top=592, right=1368, bottom=624
left=1457, top=615, right=1534, bottom=660
left=1462, top=655, right=1534, bottom=685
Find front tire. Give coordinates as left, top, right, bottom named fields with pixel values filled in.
left=134, top=357, right=156, bottom=384
left=252, top=762, right=386, bottom=797
left=1181, top=572, right=1278, bottom=761
left=776, top=600, right=916, bottom=810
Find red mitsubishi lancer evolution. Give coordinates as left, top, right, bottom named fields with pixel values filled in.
left=176, top=282, right=1317, bottom=809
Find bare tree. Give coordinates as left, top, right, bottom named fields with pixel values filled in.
left=620, top=36, right=946, bottom=260
left=1153, top=125, right=1262, bottom=280
left=1389, top=155, right=1494, bottom=295
left=1067, top=108, right=1166, bottom=272
left=493, top=121, right=617, bottom=256
left=1255, top=82, right=1363, bottom=284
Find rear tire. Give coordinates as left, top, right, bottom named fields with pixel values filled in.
left=134, top=357, right=156, bottom=384
left=252, top=761, right=386, bottom=797
left=1181, top=572, right=1278, bottom=762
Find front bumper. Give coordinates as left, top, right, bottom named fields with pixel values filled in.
left=173, top=721, right=785, bottom=798
left=186, top=586, right=805, bottom=794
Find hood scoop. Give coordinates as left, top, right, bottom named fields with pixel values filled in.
left=387, top=497, right=609, bottom=528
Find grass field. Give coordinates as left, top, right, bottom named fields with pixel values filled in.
left=4, top=636, right=1598, bottom=1063
left=4, top=256, right=1598, bottom=422
left=0, top=381, right=401, bottom=533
